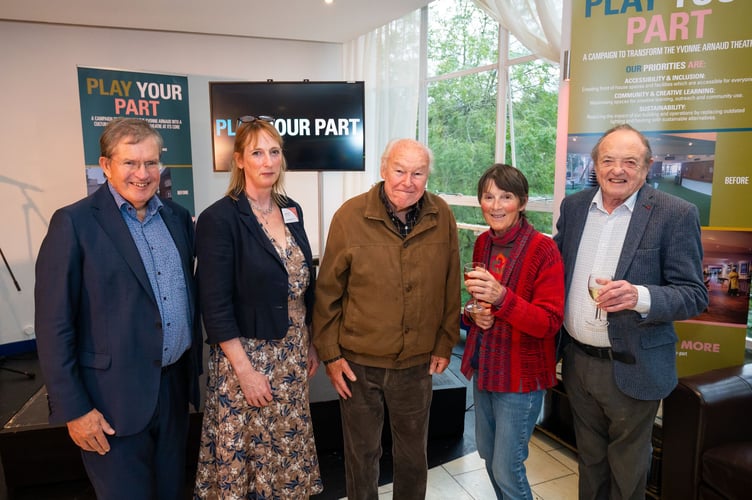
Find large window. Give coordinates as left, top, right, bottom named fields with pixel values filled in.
left=420, top=0, right=560, bottom=273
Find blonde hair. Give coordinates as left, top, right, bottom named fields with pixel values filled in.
left=225, top=119, right=288, bottom=205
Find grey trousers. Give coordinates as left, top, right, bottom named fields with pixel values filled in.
left=340, top=361, right=432, bottom=500
left=562, top=344, right=659, bottom=500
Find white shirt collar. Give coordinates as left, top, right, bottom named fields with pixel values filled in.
left=591, top=187, right=639, bottom=214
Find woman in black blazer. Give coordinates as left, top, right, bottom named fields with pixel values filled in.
left=193, top=116, right=323, bottom=498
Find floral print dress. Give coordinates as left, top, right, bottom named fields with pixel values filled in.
left=194, top=225, right=323, bottom=499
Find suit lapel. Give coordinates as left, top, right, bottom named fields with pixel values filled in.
left=615, top=185, right=654, bottom=279
left=160, top=202, right=190, bottom=270
left=90, top=185, right=157, bottom=304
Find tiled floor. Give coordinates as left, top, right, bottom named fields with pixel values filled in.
left=346, top=431, right=580, bottom=500
left=2, top=348, right=582, bottom=500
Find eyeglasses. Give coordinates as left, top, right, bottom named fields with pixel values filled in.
left=108, top=158, right=162, bottom=172
left=236, top=115, right=275, bottom=127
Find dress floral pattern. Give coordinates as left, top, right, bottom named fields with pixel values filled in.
left=194, top=225, right=323, bottom=499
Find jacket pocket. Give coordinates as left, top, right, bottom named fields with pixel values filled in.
left=79, top=351, right=111, bottom=370
left=640, top=329, right=678, bottom=350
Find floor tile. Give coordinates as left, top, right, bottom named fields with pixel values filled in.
left=441, top=450, right=485, bottom=476
left=548, top=446, right=579, bottom=474
left=425, top=467, right=475, bottom=500
left=531, top=430, right=565, bottom=452
left=452, top=468, right=498, bottom=499
left=527, top=444, right=577, bottom=486
left=532, top=473, right=579, bottom=500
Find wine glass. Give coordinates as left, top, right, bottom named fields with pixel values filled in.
left=464, top=262, right=486, bottom=314
left=587, top=273, right=612, bottom=326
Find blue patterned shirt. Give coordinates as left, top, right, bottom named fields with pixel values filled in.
left=108, top=184, right=192, bottom=366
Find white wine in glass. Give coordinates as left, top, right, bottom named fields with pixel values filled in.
left=464, top=262, right=486, bottom=314
left=586, top=273, right=612, bottom=326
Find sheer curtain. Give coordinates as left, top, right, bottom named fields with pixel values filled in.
left=472, top=0, right=562, bottom=63
left=340, top=10, right=422, bottom=199
left=318, top=11, right=421, bottom=253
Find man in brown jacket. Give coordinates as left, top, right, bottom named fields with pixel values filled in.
left=313, top=138, right=460, bottom=500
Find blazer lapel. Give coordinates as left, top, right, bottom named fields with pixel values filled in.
left=91, top=184, right=157, bottom=304
left=236, top=196, right=285, bottom=266
left=615, top=185, right=654, bottom=279
left=160, top=202, right=191, bottom=270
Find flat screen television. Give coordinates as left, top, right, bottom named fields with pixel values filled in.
left=209, top=81, right=365, bottom=172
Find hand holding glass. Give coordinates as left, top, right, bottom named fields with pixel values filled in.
left=587, top=274, right=612, bottom=326
left=464, top=262, right=486, bottom=314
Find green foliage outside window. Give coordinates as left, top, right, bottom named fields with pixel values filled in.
left=423, top=0, right=559, bottom=304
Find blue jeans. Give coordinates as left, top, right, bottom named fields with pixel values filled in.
left=474, top=380, right=544, bottom=500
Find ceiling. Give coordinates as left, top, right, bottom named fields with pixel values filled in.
left=0, top=0, right=432, bottom=44
left=702, top=230, right=752, bottom=260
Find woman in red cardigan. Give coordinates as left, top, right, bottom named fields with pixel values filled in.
left=461, top=163, right=565, bottom=499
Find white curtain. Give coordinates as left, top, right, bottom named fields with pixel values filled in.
left=340, top=10, right=422, bottom=200
left=472, top=0, right=562, bottom=63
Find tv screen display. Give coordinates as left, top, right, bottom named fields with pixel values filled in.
left=210, top=81, right=365, bottom=172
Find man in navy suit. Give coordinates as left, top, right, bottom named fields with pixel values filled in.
left=554, top=124, right=708, bottom=499
left=34, top=118, right=201, bottom=500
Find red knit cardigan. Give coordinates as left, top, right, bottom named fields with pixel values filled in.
left=460, top=220, right=565, bottom=393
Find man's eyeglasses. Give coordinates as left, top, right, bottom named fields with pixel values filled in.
left=108, top=158, right=162, bottom=172
left=236, top=115, right=275, bottom=127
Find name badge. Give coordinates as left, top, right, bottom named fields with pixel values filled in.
left=282, top=207, right=300, bottom=224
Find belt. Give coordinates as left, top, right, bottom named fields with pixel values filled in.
left=571, top=338, right=636, bottom=365
left=161, top=350, right=188, bottom=375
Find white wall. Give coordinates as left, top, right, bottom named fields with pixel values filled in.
left=0, top=21, right=343, bottom=348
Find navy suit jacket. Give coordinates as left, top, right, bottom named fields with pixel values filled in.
left=554, top=184, right=708, bottom=400
left=34, top=184, right=201, bottom=436
left=195, top=195, right=314, bottom=345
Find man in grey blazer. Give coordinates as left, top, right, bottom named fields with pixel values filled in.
left=34, top=118, right=201, bottom=500
left=554, top=124, right=708, bottom=500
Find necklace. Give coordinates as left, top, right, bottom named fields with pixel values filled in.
left=247, top=195, right=275, bottom=225
left=247, top=195, right=274, bottom=214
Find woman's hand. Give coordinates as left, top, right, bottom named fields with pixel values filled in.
left=466, top=267, right=506, bottom=307
left=236, top=367, right=273, bottom=407
left=307, top=341, right=320, bottom=378
left=467, top=301, right=494, bottom=330
left=220, top=338, right=273, bottom=407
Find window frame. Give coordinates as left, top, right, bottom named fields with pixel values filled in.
left=418, top=4, right=557, bottom=232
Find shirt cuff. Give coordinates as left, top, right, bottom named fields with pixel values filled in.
left=634, top=285, right=651, bottom=316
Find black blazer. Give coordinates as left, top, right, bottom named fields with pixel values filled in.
left=195, top=194, right=314, bottom=344
left=34, top=184, right=201, bottom=435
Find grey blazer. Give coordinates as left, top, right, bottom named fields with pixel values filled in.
left=554, top=184, right=708, bottom=400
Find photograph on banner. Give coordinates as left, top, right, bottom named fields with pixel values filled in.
left=565, top=130, right=715, bottom=226
left=693, top=229, right=752, bottom=327
left=77, top=66, right=195, bottom=215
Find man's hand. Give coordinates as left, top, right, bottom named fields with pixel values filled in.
left=429, top=355, right=450, bottom=375
left=325, top=358, right=357, bottom=400
left=67, top=409, right=115, bottom=455
left=596, top=279, right=639, bottom=313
